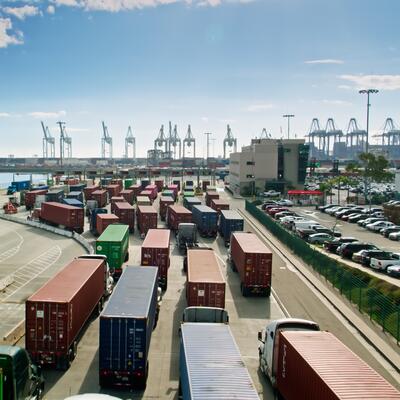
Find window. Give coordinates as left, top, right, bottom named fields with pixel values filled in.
left=246, top=161, right=255, bottom=165
left=246, top=174, right=254, bottom=179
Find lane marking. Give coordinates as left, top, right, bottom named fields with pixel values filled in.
left=0, top=230, right=24, bottom=264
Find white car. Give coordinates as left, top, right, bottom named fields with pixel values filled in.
left=276, top=199, right=294, bottom=207
left=389, top=231, right=400, bottom=241
left=262, top=190, right=281, bottom=197
left=370, top=253, right=400, bottom=271
left=280, top=216, right=307, bottom=228
left=366, top=221, right=394, bottom=232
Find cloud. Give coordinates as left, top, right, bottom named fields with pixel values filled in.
left=339, top=74, right=400, bottom=91
left=322, top=99, right=352, bottom=106
left=0, top=112, right=11, bottom=118
left=0, top=18, right=23, bottom=48
left=305, top=59, right=344, bottom=65
left=2, top=5, right=40, bottom=20
left=246, top=103, right=275, bottom=112
left=47, top=5, right=56, bottom=14
left=338, top=84, right=351, bottom=90
left=28, top=110, right=67, bottom=119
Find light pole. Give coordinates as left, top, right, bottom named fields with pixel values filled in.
left=359, top=89, right=378, bottom=153
left=283, top=114, right=295, bottom=139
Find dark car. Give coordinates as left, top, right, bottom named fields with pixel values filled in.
left=381, top=226, right=400, bottom=238
left=348, top=213, right=370, bottom=223
left=324, top=237, right=358, bottom=253
left=313, top=226, right=341, bottom=237
left=296, top=228, right=316, bottom=240
left=338, top=242, right=378, bottom=259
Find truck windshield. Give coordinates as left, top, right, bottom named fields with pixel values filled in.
left=0, top=355, right=14, bottom=400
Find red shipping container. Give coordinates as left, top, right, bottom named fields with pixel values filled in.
left=145, top=184, right=158, bottom=200
left=110, top=179, right=123, bottom=190
left=141, top=229, right=170, bottom=290
left=166, top=204, right=192, bottom=231
left=110, top=196, right=125, bottom=213
left=206, top=191, right=219, bottom=207
left=26, top=258, right=105, bottom=369
left=114, top=201, right=135, bottom=232
left=83, top=185, right=100, bottom=201
left=277, top=331, right=400, bottom=400
left=65, top=178, right=79, bottom=185
left=154, top=179, right=164, bottom=192
left=140, top=190, right=153, bottom=203
left=186, top=249, right=225, bottom=308
left=159, top=196, right=175, bottom=221
left=120, top=189, right=134, bottom=205
left=25, top=189, right=48, bottom=210
left=202, top=180, right=210, bottom=192
left=92, top=189, right=108, bottom=208
left=96, top=213, right=119, bottom=236
left=106, top=184, right=121, bottom=198
left=40, top=202, right=84, bottom=233
left=210, top=198, right=230, bottom=213
left=172, top=180, right=181, bottom=191
left=129, top=184, right=142, bottom=200
left=137, top=205, right=157, bottom=237
left=167, top=184, right=179, bottom=197
left=230, top=232, right=272, bottom=297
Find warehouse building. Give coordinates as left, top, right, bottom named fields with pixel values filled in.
left=229, top=138, right=309, bottom=196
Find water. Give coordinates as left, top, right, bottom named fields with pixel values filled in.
left=0, top=173, right=48, bottom=189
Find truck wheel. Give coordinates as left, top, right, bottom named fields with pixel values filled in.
left=125, top=252, right=129, bottom=262
left=264, top=287, right=271, bottom=297
left=241, top=283, right=248, bottom=297
left=73, top=341, right=78, bottom=358
left=230, top=260, right=237, bottom=272
left=36, top=383, right=44, bottom=400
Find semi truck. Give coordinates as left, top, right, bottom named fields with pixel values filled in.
left=258, top=318, right=400, bottom=400
left=191, top=205, right=218, bottom=238
left=218, top=210, right=244, bottom=246
left=99, top=266, right=159, bottom=390
left=177, top=223, right=198, bottom=253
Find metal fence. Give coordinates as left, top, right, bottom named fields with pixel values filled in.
left=245, top=200, right=400, bottom=342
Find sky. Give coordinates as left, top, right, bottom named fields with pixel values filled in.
left=0, top=0, right=400, bottom=158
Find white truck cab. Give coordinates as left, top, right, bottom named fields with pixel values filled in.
left=258, top=318, right=319, bottom=387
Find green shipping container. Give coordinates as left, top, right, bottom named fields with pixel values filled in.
left=124, top=179, right=133, bottom=189
left=183, top=191, right=194, bottom=198
left=96, top=224, right=129, bottom=279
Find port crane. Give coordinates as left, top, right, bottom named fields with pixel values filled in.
left=57, top=121, right=72, bottom=165
left=154, top=124, right=168, bottom=153
left=168, top=122, right=182, bottom=159
left=125, top=125, right=136, bottom=159
left=101, top=121, right=113, bottom=159
left=223, top=124, right=237, bottom=159
left=41, top=121, right=55, bottom=158
left=183, top=124, right=196, bottom=158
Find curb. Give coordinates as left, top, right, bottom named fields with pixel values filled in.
left=2, top=320, right=24, bottom=345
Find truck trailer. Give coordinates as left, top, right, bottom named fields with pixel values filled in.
left=191, top=205, right=218, bottom=238
left=218, top=210, right=244, bottom=246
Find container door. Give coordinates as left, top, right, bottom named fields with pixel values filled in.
left=212, top=283, right=225, bottom=308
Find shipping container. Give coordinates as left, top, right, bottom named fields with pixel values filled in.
left=26, top=258, right=106, bottom=369
left=84, top=185, right=100, bottom=202
left=124, top=178, right=133, bottom=189
left=162, top=189, right=176, bottom=201
left=184, top=180, right=194, bottom=189
left=136, top=196, right=152, bottom=206
left=45, top=189, right=64, bottom=203
left=219, top=210, right=244, bottom=246
left=179, top=323, right=259, bottom=400
left=120, top=189, right=134, bottom=205
left=129, top=184, right=142, bottom=201
left=183, top=197, right=201, bottom=211
left=106, top=184, right=121, bottom=198
left=167, top=184, right=179, bottom=197
left=182, top=191, right=194, bottom=198
left=145, top=184, right=158, bottom=200
left=90, top=208, right=107, bottom=234
left=210, top=198, right=229, bottom=213
left=141, top=229, right=170, bottom=290
left=69, top=183, right=86, bottom=192
left=140, top=179, right=150, bottom=189
left=186, top=249, right=225, bottom=308
left=201, top=180, right=210, bottom=192
left=205, top=191, right=219, bottom=207
left=96, top=224, right=129, bottom=278
left=154, top=179, right=164, bottom=192
left=159, top=196, right=175, bottom=221
left=101, top=177, right=112, bottom=186
left=110, top=179, right=123, bottom=190
left=114, top=201, right=135, bottom=232
left=99, top=266, right=158, bottom=389
left=25, top=189, right=47, bottom=210
left=137, top=206, right=158, bottom=238
left=172, top=180, right=181, bottom=191
left=277, top=331, right=400, bottom=400
left=110, top=196, right=125, bottom=213
left=92, top=189, right=108, bottom=208
left=230, top=232, right=272, bottom=297
left=96, top=213, right=119, bottom=236
left=139, top=190, right=153, bottom=203
left=40, top=202, right=84, bottom=233
left=192, top=205, right=218, bottom=237
left=184, top=186, right=194, bottom=193
left=66, top=191, right=84, bottom=203
left=167, top=205, right=192, bottom=232
left=62, top=198, right=84, bottom=208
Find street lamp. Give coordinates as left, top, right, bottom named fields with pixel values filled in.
left=359, top=89, right=379, bottom=153
left=283, top=114, right=295, bottom=139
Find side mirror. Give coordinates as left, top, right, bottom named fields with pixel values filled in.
left=258, top=331, right=262, bottom=341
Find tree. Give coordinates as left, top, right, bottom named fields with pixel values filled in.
left=319, top=180, right=334, bottom=206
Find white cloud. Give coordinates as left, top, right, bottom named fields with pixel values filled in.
left=52, top=0, right=82, bottom=6
left=0, top=18, right=23, bottom=48
left=0, top=112, right=11, bottom=118
left=338, top=84, right=351, bottom=90
left=305, top=59, right=344, bottom=65
left=28, top=110, right=67, bottom=119
left=339, top=74, right=400, bottom=91
left=47, top=5, right=56, bottom=14
left=2, top=5, right=40, bottom=20
left=322, top=99, right=352, bottom=106
left=246, top=103, right=275, bottom=112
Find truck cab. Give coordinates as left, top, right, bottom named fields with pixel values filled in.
left=0, top=345, right=44, bottom=400
left=177, top=223, right=198, bottom=253
left=258, top=318, right=319, bottom=387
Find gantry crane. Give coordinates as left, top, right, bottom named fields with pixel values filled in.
left=346, top=118, right=367, bottom=158
left=307, top=118, right=326, bottom=159
left=57, top=121, right=72, bottom=165
left=101, top=121, right=113, bottom=159
left=325, top=118, right=343, bottom=159
left=168, top=122, right=182, bottom=159
left=41, top=121, right=55, bottom=158
left=259, top=128, right=271, bottom=139
left=125, top=126, right=136, bottom=159
left=183, top=124, right=196, bottom=158
left=154, top=124, right=168, bottom=153
left=223, top=124, right=237, bottom=159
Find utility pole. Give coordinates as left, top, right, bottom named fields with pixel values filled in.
left=359, top=89, right=379, bottom=153
left=283, top=114, right=295, bottom=140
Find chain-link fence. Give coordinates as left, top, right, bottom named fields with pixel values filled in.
left=245, top=200, right=400, bottom=342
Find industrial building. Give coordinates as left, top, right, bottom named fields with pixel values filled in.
left=229, top=138, right=309, bottom=195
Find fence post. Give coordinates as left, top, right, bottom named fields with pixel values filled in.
left=358, top=286, right=362, bottom=311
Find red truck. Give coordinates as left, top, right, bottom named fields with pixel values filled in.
left=230, top=232, right=272, bottom=297
left=205, top=191, right=219, bottom=207
left=159, top=196, right=175, bottom=221
left=141, top=229, right=171, bottom=290
left=120, top=189, right=134, bottom=205
left=258, top=318, right=400, bottom=400
left=137, top=205, right=158, bottom=238
left=166, top=204, right=192, bottom=231
left=114, top=201, right=135, bottom=232
left=96, top=213, right=119, bottom=236
left=40, top=202, right=84, bottom=233
left=210, top=198, right=230, bottom=213
left=25, top=189, right=48, bottom=210
left=186, top=249, right=226, bottom=309
left=26, top=257, right=107, bottom=370
left=92, top=189, right=108, bottom=208
left=83, top=185, right=100, bottom=202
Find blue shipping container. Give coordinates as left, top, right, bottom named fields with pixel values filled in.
left=67, top=191, right=84, bottom=202
left=45, top=189, right=64, bottom=203
left=192, top=205, right=218, bottom=237
left=69, top=184, right=86, bottom=192
left=179, top=323, right=259, bottom=400
left=99, top=266, right=158, bottom=389
left=62, top=198, right=84, bottom=208
left=11, top=180, right=31, bottom=191
left=90, top=208, right=107, bottom=234
left=219, top=210, right=244, bottom=245
left=183, top=197, right=202, bottom=211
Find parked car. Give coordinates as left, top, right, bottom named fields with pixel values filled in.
left=308, top=233, right=335, bottom=245
left=370, top=253, right=400, bottom=272
left=280, top=216, right=307, bottom=229
left=348, top=213, right=370, bottom=223
left=274, top=211, right=296, bottom=220
left=387, top=265, right=400, bottom=278
left=312, top=226, right=341, bottom=237
left=276, top=199, right=294, bottom=207
left=337, top=242, right=378, bottom=259
left=334, top=208, right=352, bottom=218
left=352, top=249, right=388, bottom=266
left=261, top=201, right=278, bottom=210
left=366, top=221, right=394, bottom=232
left=324, top=237, right=358, bottom=253
left=268, top=207, right=289, bottom=217
left=296, top=228, right=317, bottom=240
left=389, top=231, right=400, bottom=241
left=318, top=204, right=338, bottom=212
left=358, top=217, right=385, bottom=227
left=326, top=206, right=345, bottom=216
left=381, top=226, right=400, bottom=238
left=262, top=190, right=281, bottom=197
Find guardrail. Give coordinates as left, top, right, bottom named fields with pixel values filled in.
left=245, top=200, right=400, bottom=343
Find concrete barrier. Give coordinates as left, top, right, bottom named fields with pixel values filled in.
left=2, top=320, right=25, bottom=345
